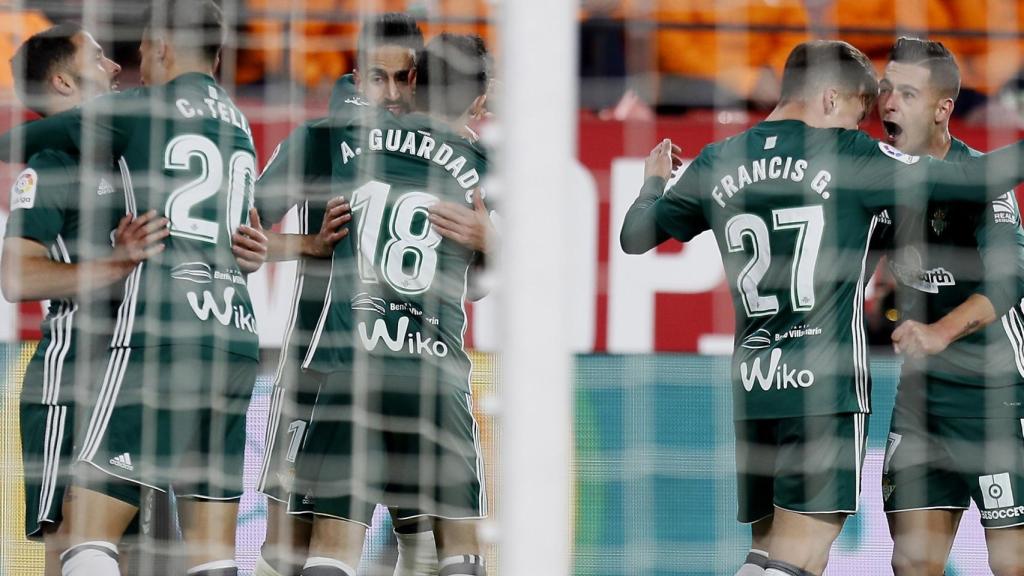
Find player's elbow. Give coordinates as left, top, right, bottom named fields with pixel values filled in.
left=619, top=227, right=652, bottom=255
left=0, top=258, right=25, bottom=302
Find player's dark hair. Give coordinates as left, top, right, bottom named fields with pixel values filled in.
left=143, top=0, right=224, bottom=64
left=779, top=40, right=878, bottom=104
left=415, top=33, right=490, bottom=120
left=357, top=12, right=424, bottom=68
left=889, top=36, right=961, bottom=100
left=9, top=23, right=84, bottom=115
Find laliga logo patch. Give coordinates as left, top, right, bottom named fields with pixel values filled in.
left=878, top=142, right=921, bottom=165
left=11, top=168, right=37, bottom=210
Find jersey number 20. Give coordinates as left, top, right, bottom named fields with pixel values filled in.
left=351, top=180, right=441, bottom=295
left=163, top=134, right=255, bottom=245
left=726, top=206, right=825, bottom=318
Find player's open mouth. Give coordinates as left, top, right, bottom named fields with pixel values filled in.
left=882, top=120, right=902, bottom=142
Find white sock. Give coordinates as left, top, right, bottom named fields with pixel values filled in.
left=735, top=549, right=769, bottom=575
left=736, top=564, right=766, bottom=576
left=303, top=556, right=356, bottom=576
left=438, top=554, right=486, bottom=576
left=254, top=556, right=285, bottom=576
left=394, top=530, right=439, bottom=576
left=188, top=559, right=238, bottom=575
left=764, top=571, right=789, bottom=576
left=61, top=541, right=119, bottom=576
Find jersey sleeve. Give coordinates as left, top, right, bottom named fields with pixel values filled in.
left=974, top=192, right=1024, bottom=314
left=4, top=151, right=74, bottom=247
left=256, top=121, right=332, bottom=223
left=847, top=131, right=1024, bottom=210
left=621, top=153, right=711, bottom=253
left=328, top=74, right=358, bottom=112
left=0, top=91, right=134, bottom=163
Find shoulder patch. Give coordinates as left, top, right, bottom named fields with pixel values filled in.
left=877, top=142, right=921, bottom=165
left=11, top=168, right=37, bottom=210
left=992, top=191, right=1020, bottom=225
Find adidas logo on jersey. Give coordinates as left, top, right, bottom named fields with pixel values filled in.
left=97, top=178, right=115, bottom=196
left=109, top=453, right=134, bottom=471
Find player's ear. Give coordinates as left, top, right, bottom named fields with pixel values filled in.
left=50, top=71, right=75, bottom=97
left=353, top=68, right=362, bottom=90
left=469, top=93, right=487, bottom=120
left=822, top=88, right=839, bottom=116
left=935, top=97, right=954, bottom=124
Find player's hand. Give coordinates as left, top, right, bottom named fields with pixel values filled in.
left=110, top=210, right=169, bottom=274
left=428, top=190, right=497, bottom=254
left=233, top=208, right=268, bottom=274
left=644, top=138, right=683, bottom=182
left=891, top=319, right=951, bottom=359
left=306, top=196, right=351, bottom=258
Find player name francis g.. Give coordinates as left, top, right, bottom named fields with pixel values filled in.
left=711, top=156, right=834, bottom=208
left=338, top=128, right=482, bottom=193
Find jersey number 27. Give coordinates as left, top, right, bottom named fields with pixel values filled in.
left=726, top=205, right=825, bottom=318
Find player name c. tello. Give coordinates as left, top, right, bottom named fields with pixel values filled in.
left=339, top=128, right=481, bottom=192
left=712, top=156, right=834, bottom=208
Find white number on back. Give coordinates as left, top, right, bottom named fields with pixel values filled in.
left=164, top=134, right=254, bottom=244
left=725, top=205, right=825, bottom=318
left=351, top=180, right=441, bottom=295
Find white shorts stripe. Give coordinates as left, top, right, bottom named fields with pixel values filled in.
left=301, top=253, right=334, bottom=370
left=38, top=405, right=67, bottom=522
left=256, top=386, right=287, bottom=492
left=80, top=348, right=131, bottom=462
left=464, top=392, right=487, bottom=516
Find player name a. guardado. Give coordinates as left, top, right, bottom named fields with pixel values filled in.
left=711, top=156, right=834, bottom=208
left=339, top=128, right=481, bottom=193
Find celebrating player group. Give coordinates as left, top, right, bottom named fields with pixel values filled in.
left=623, top=39, right=1024, bottom=576
left=2, top=2, right=494, bottom=576
left=9, top=1, right=1024, bottom=575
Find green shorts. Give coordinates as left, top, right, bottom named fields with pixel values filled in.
left=76, top=345, right=257, bottom=504
left=256, top=362, right=325, bottom=504
left=20, top=402, right=73, bottom=539
left=883, top=396, right=1024, bottom=529
left=735, top=412, right=868, bottom=524
left=288, top=360, right=486, bottom=526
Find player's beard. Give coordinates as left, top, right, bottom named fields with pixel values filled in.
left=74, top=72, right=115, bottom=100
left=382, top=99, right=410, bottom=116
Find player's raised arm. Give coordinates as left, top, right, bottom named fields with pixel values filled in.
left=853, top=133, right=1024, bottom=210
left=620, top=138, right=706, bottom=254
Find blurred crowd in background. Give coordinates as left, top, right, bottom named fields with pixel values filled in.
left=3, top=0, right=1024, bottom=123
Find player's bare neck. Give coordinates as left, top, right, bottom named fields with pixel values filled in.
left=930, top=128, right=953, bottom=160
left=167, top=58, right=215, bottom=84
left=766, top=101, right=821, bottom=128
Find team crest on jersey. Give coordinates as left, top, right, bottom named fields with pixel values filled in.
left=11, top=168, right=37, bottom=210
left=930, top=207, right=947, bottom=236
left=878, top=142, right=921, bottom=165
left=97, top=178, right=115, bottom=196
left=992, top=192, right=1019, bottom=225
